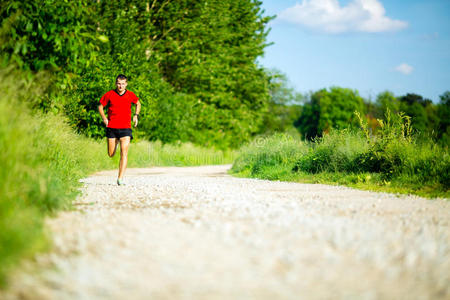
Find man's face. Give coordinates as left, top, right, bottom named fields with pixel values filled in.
left=116, top=79, right=128, bottom=93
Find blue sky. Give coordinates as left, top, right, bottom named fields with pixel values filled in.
left=259, top=0, right=450, bottom=102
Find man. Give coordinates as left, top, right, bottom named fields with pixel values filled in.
left=98, top=74, right=141, bottom=186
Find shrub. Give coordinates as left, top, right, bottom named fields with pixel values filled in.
left=293, top=130, right=368, bottom=173
left=231, top=133, right=307, bottom=176
left=232, top=110, right=449, bottom=197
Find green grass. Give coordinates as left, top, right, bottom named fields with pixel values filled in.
left=0, top=72, right=114, bottom=286
left=0, top=68, right=236, bottom=287
left=129, top=140, right=236, bottom=167
left=231, top=128, right=449, bottom=199
left=2, top=64, right=446, bottom=289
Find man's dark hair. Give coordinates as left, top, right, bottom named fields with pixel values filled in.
left=116, top=74, right=128, bottom=82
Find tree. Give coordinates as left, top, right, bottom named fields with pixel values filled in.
left=398, top=93, right=431, bottom=135
left=0, top=0, right=103, bottom=111
left=1, top=0, right=274, bottom=149
left=295, top=87, right=366, bottom=139
left=0, top=0, right=99, bottom=72
left=262, top=69, right=303, bottom=134
left=147, top=0, right=273, bottom=148
left=437, top=91, right=450, bottom=146
left=375, top=91, right=400, bottom=118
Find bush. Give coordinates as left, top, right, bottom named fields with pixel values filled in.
left=293, top=130, right=367, bottom=173
left=231, top=133, right=307, bottom=177
left=231, top=111, right=449, bottom=198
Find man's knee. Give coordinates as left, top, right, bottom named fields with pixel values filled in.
left=107, top=138, right=119, bottom=157
left=108, top=147, right=117, bottom=157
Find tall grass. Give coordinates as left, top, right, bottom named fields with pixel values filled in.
left=231, top=133, right=308, bottom=180
left=231, top=113, right=449, bottom=198
left=0, top=68, right=236, bottom=286
left=0, top=70, right=116, bottom=285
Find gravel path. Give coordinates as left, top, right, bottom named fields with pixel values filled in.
left=3, top=165, right=450, bottom=300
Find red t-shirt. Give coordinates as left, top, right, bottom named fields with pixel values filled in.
left=99, top=90, right=139, bottom=128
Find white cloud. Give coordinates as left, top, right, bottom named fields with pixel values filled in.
left=278, top=0, right=408, bottom=34
left=395, top=63, right=413, bottom=75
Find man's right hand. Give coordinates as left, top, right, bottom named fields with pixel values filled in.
left=103, top=118, right=109, bottom=127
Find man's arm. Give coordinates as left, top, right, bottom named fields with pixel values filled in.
left=135, top=100, right=141, bottom=115
left=133, top=100, right=141, bottom=128
left=98, top=104, right=108, bottom=127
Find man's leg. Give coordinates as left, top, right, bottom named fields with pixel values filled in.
left=118, top=136, right=131, bottom=180
left=107, top=138, right=119, bottom=157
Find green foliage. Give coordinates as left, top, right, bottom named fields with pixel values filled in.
left=295, top=88, right=448, bottom=145
left=0, top=67, right=236, bottom=286
left=437, top=91, right=450, bottom=146
left=145, top=0, right=273, bottom=147
left=354, top=110, right=413, bottom=177
left=0, top=0, right=99, bottom=72
left=396, top=93, right=438, bottom=138
left=293, top=130, right=368, bottom=174
left=129, top=141, right=237, bottom=167
left=0, top=0, right=103, bottom=113
left=0, top=68, right=107, bottom=286
left=374, top=91, right=400, bottom=119
left=1, top=0, right=273, bottom=149
left=0, top=72, right=45, bottom=286
left=232, top=111, right=449, bottom=198
left=366, top=91, right=448, bottom=144
left=262, top=69, right=303, bottom=134
left=295, top=87, right=365, bottom=139
left=231, top=133, right=308, bottom=176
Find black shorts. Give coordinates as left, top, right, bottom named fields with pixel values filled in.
left=106, top=127, right=133, bottom=141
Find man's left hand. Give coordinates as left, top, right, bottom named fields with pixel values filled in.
left=133, top=115, right=138, bottom=127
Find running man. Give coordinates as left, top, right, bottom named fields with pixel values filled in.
left=98, top=74, right=141, bottom=186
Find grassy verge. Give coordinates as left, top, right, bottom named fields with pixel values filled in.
left=0, top=69, right=235, bottom=286
left=0, top=71, right=114, bottom=286
left=231, top=128, right=449, bottom=199
left=129, top=140, right=236, bottom=167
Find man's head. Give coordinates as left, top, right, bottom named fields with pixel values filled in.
left=116, top=74, right=128, bottom=93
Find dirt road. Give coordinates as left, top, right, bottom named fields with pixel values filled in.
left=3, top=165, right=450, bottom=299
